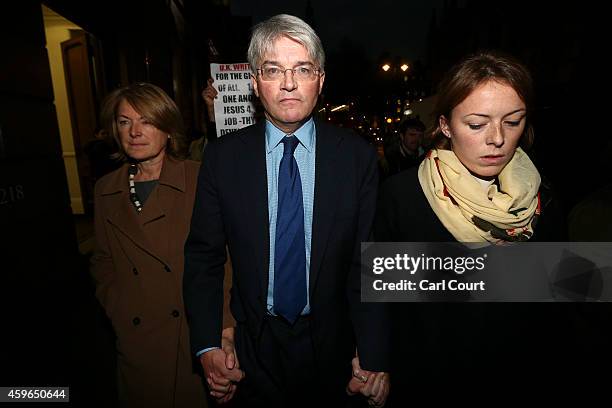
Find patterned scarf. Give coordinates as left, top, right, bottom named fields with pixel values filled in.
left=418, top=147, right=541, bottom=243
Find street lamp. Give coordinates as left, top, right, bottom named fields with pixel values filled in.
left=400, top=63, right=409, bottom=72
left=381, top=63, right=391, bottom=72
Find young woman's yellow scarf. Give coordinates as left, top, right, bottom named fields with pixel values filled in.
left=418, top=147, right=541, bottom=243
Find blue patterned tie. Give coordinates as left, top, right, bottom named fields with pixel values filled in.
left=274, top=136, right=307, bottom=324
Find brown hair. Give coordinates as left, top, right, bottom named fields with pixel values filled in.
left=100, top=82, right=187, bottom=161
left=430, top=51, right=535, bottom=150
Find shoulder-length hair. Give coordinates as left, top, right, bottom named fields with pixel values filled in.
left=430, top=51, right=535, bottom=150
left=99, top=82, right=187, bottom=161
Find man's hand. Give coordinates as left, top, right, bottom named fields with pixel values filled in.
left=201, top=78, right=218, bottom=122
left=200, top=327, right=244, bottom=403
left=346, top=356, right=390, bottom=407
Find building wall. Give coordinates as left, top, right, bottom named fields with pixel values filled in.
left=42, top=4, right=84, bottom=214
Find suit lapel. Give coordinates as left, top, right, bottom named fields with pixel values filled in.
left=310, top=121, right=342, bottom=295
left=238, top=122, right=270, bottom=304
left=138, top=185, right=171, bottom=264
left=140, top=158, right=186, bottom=263
left=139, top=190, right=165, bottom=226
left=103, top=160, right=182, bottom=265
left=106, top=188, right=161, bottom=261
left=236, top=120, right=341, bottom=304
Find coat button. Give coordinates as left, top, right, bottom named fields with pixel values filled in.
left=132, top=267, right=138, bottom=275
left=171, top=310, right=180, bottom=318
left=164, top=265, right=171, bottom=272
left=132, top=317, right=141, bottom=326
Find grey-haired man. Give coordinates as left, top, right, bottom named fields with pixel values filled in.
left=184, top=14, right=390, bottom=407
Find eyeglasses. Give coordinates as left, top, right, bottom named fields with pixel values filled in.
left=256, top=64, right=322, bottom=81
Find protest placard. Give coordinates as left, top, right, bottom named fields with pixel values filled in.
left=210, top=63, right=256, bottom=137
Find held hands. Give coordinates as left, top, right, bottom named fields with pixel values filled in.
left=200, top=327, right=244, bottom=403
left=346, top=355, right=390, bottom=407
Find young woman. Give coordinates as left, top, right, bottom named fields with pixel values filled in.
left=375, top=52, right=565, bottom=398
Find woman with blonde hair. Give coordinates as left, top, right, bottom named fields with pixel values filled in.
left=91, top=82, right=207, bottom=407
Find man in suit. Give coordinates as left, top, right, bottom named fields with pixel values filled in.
left=184, top=14, right=390, bottom=407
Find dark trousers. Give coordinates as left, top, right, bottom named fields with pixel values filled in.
left=233, top=315, right=349, bottom=407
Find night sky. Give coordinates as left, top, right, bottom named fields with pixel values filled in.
left=231, top=0, right=444, bottom=62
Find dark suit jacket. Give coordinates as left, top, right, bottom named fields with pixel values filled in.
left=184, top=119, right=390, bottom=379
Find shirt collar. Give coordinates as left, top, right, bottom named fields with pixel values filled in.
left=265, top=117, right=315, bottom=154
